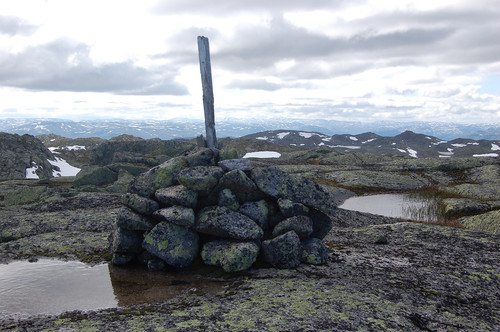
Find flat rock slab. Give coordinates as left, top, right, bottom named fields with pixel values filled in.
left=195, top=206, right=264, bottom=240
left=142, top=222, right=199, bottom=268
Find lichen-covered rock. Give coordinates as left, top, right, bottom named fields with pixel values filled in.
left=261, top=230, right=301, bottom=269
left=301, top=238, right=328, bottom=265
left=142, top=222, right=199, bottom=268
left=460, top=210, right=500, bottom=234
left=186, top=148, right=218, bottom=167
left=155, top=185, right=198, bottom=208
left=251, top=167, right=340, bottom=215
left=201, top=240, right=260, bottom=272
left=73, top=166, right=118, bottom=187
left=117, top=207, right=157, bottom=231
left=152, top=206, right=195, bottom=228
left=121, top=193, right=159, bottom=216
left=195, top=206, right=264, bottom=240
left=277, top=198, right=310, bottom=217
left=112, top=227, right=143, bottom=254
left=218, top=188, right=240, bottom=211
left=218, top=169, right=264, bottom=202
left=239, top=200, right=269, bottom=229
left=272, top=215, right=313, bottom=239
left=177, top=166, right=224, bottom=195
left=218, top=158, right=251, bottom=172
left=129, top=156, right=188, bottom=197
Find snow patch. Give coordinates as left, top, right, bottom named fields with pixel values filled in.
left=349, top=136, right=358, bottom=141
left=407, top=148, right=418, bottom=158
left=243, top=151, right=281, bottom=159
left=362, top=138, right=377, bottom=144
left=332, top=145, right=360, bottom=149
left=48, top=157, right=81, bottom=177
left=256, top=137, right=268, bottom=140
left=432, top=140, right=448, bottom=145
left=299, top=132, right=315, bottom=139
left=25, top=162, right=40, bottom=179
left=491, top=144, right=500, bottom=151
left=451, top=144, right=467, bottom=148
left=473, top=153, right=498, bottom=158
left=276, top=132, right=290, bottom=139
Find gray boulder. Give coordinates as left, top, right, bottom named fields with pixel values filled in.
left=251, top=167, right=340, bottom=215
left=201, top=240, right=260, bottom=272
left=261, top=231, right=302, bottom=269
left=121, top=193, right=159, bottom=216
left=142, top=222, right=199, bottom=268
left=112, top=227, right=143, bottom=254
left=177, top=166, right=224, bottom=195
left=152, top=206, right=195, bottom=228
left=301, top=238, right=328, bottom=265
left=155, top=185, right=198, bottom=208
left=129, top=156, right=188, bottom=197
left=272, top=215, right=313, bottom=239
left=239, top=200, right=269, bottom=230
left=278, top=198, right=310, bottom=217
left=309, top=209, right=334, bottom=239
left=218, top=159, right=252, bottom=172
left=186, top=148, right=218, bottom=167
left=218, top=188, right=240, bottom=211
left=117, top=207, right=157, bottom=231
left=195, top=206, right=264, bottom=240
left=218, top=169, right=264, bottom=203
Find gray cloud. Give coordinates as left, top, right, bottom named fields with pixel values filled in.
left=153, top=0, right=346, bottom=14
left=0, top=39, right=188, bottom=95
left=0, top=15, right=38, bottom=36
left=226, top=78, right=282, bottom=91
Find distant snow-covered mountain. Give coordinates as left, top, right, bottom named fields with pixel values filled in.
left=243, top=130, right=500, bottom=159
left=0, top=118, right=499, bottom=141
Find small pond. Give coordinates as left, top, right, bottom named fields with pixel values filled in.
left=0, top=259, right=224, bottom=319
left=339, top=193, right=444, bottom=222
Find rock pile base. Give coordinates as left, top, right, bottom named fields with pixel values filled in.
left=112, top=148, right=343, bottom=272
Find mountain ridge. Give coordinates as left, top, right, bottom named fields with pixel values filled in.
left=0, top=118, right=499, bottom=140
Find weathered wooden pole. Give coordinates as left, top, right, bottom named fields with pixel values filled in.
left=197, top=36, right=217, bottom=148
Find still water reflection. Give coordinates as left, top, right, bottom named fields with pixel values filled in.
left=339, top=193, right=443, bottom=222
left=0, top=259, right=224, bottom=318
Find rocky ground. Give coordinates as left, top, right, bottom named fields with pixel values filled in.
left=0, top=143, right=499, bottom=331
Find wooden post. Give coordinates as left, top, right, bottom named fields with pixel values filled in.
left=197, top=36, right=217, bottom=149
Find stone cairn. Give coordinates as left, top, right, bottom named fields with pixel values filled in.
left=112, top=148, right=342, bottom=272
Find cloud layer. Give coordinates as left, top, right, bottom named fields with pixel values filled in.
left=0, top=0, right=499, bottom=123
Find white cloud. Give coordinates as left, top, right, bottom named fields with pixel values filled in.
left=0, top=0, right=498, bottom=124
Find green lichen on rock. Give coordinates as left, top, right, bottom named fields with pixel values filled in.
left=201, top=240, right=259, bottom=272
left=142, top=222, right=199, bottom=268
left=460, top=210, right=500, bottom=234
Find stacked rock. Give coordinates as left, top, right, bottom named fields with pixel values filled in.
left=112, top=148, right=343, bottom=272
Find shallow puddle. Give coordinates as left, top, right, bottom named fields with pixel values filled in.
left=339, top=193, right=443, bottom=222
left=0, top=259, right=224, bottom=318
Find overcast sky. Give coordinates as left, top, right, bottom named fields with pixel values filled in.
left=1, top=0, right=499, bottom=124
